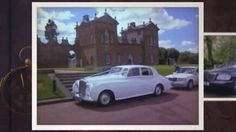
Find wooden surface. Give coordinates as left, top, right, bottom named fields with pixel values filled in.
left=1, top=0, right=236, bottom=131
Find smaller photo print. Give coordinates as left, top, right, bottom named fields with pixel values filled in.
left=204, top=35, right=236, bottom=98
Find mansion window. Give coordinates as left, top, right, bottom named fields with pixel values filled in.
left=100, top=33, right=104, bottom=43
left=147, top=35, right=155, bottom=46
left=153, top=35, right=156, bottom=45
left=131, top=38, right=137, bottom=44
left=137, top=30, right=141, bottom=35
left=104, top=30, right=109, bottom=44
left=150, top=55, right=154, bottom=64
left=105, top=54, right=111, bottom=65
left=149, top=36, right=153, bottom=45
left=128, top=54, right=133, bottom=64
left=100, top=30, right=110, bottom=44
left=90, top=34, right=96, bottom=44
left=117, top=53, right=121, bottom=64
left=110, top=34, right=114, bottom=44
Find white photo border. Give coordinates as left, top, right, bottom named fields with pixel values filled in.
left=204, top=32, right=236, bottom=101
left=32, top=2, right=204, bottom=130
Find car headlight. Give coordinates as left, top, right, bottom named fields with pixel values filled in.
left=85, top=83, right=93, bottom=96
left=177, top=78, right=186, bottom=81
left=73, top=83, right=79, bottom=93
left=216, top=74, right=231, bottom=81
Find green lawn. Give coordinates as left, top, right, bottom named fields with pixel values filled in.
left=152, top=65, right=174, bottom=76
left=152, top=64, right=198, bottom=76
left=37, top=73, right=64, bottom=100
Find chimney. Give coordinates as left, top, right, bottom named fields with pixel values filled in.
left=83, top=15, right=89, bottom=23
left=130, top=22, right=136, bottom=28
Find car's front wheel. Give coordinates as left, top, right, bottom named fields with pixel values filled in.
left=154, top=85, right=163, bottom=96
left=98, top=91, right=112, bottom=106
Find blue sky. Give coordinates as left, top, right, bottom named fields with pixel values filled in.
left=37, top=7, right=198, bottom=53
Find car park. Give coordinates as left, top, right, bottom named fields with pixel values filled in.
left=71, top=65, right=172, bottom=106
left=166, top=66, right=198, bottom=90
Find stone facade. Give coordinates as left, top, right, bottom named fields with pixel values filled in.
left=38, top=11, right=160, bottom=68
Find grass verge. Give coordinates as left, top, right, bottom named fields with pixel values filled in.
left=153, top=64, right=198, bottom=76
left=37, top=73, right=64, bottom=101
left=152, top=65, right=174, bottom=76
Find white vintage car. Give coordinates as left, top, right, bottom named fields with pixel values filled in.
left=166, top=66, right=198, bottom=90
left=71, top=65, right=172, bottom=106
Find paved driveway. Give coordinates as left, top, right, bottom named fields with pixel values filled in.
left=37, top=88, right=198, bottom=125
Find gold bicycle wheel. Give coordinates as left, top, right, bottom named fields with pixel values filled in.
left=0, top=66, right=31, bottom=114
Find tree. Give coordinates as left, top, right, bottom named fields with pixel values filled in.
left=167, top=48, right=180, bottom=62
left=159, top=47, right=168, bottom=64
left=178, top=51, right=189, bottom=63
left=45, top=19, right=59, bottom=43
left=214, top=36, right=236, bottom=64
left=204, top=36, right=215, bottom=68
left=178, top=51, right=198, bottom=64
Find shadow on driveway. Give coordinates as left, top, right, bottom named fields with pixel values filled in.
left=75, top=92, right=178, bottom=112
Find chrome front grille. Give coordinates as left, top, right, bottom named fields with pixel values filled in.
left=168, top=77, right=177, bottom=81
left=79, top=80, right=86, bottom=97
left=204, top=72, right=217, bottom=81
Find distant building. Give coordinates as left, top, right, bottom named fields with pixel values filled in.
left=38, top=10, right=160, bottom=68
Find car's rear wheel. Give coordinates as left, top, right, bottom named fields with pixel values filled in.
left=154, top=85, right=163, bottom=96
left=98, top=91, right=112, bottom=106
left=187, top=80, right=194, bottom=90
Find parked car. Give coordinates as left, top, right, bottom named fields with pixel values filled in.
left=71, top=65, right=172, bottom=106
left=204, top=63, right=236, bottom=93
left=166, top=66, right=198, bottom=90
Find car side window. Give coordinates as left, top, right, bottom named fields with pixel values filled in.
left=141, top=68, right=153, bottom=76
left=127, top=68, right=140, bottom=77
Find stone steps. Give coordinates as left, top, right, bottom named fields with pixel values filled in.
left=54, top=72, right=96, bottom=93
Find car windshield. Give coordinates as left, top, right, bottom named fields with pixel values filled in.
left=215, top=60, right=236, bottom=69
left=109, top=67, right=123, bottom=74
left=176, top=68, right=196, bottom=74
left=217, top=66, right=236, bottom=75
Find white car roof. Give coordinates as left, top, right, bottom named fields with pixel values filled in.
left=180, top=66, right=198, bottom=69
left=114, top=65, right=153, bottom=69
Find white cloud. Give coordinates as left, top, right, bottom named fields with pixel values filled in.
left=38, top=8, right=75, bottom=21
left=37, top=8, right=76, bottom=44
left=159, top=40, right=174, bottom=48
left=187, top=47, right=198, bottom=53
left=181, top=40, right=195, bottom=46
left=96, top=8, right=191, bottom=35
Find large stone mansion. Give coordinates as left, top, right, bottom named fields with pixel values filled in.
left=37, top=10, right=160, bottom=68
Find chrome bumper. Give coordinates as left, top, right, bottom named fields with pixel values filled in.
left=71, top=91, right=82, bottom=102
left=71, top=91, right=94, bottom=102
left=171, top=81, right=187, bottom=87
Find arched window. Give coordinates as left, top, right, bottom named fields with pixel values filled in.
left=105, top=54, right=111, bottom=65
left=110, top=34, right=113, bottom=44
left=101, top=33, right=104, bottom=43
left=104, top=30, right=109, bottom=44
left=68, top=50, right=77, bottom=68
left=117, top=53, right=121, bottom=64
left=90, top=56, right=94, bottom=65
left=150, top=55, right=154, bottom=64
left=150, top=36, right=153, bottom=45
left=128, top=54, right=133, bottom=64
